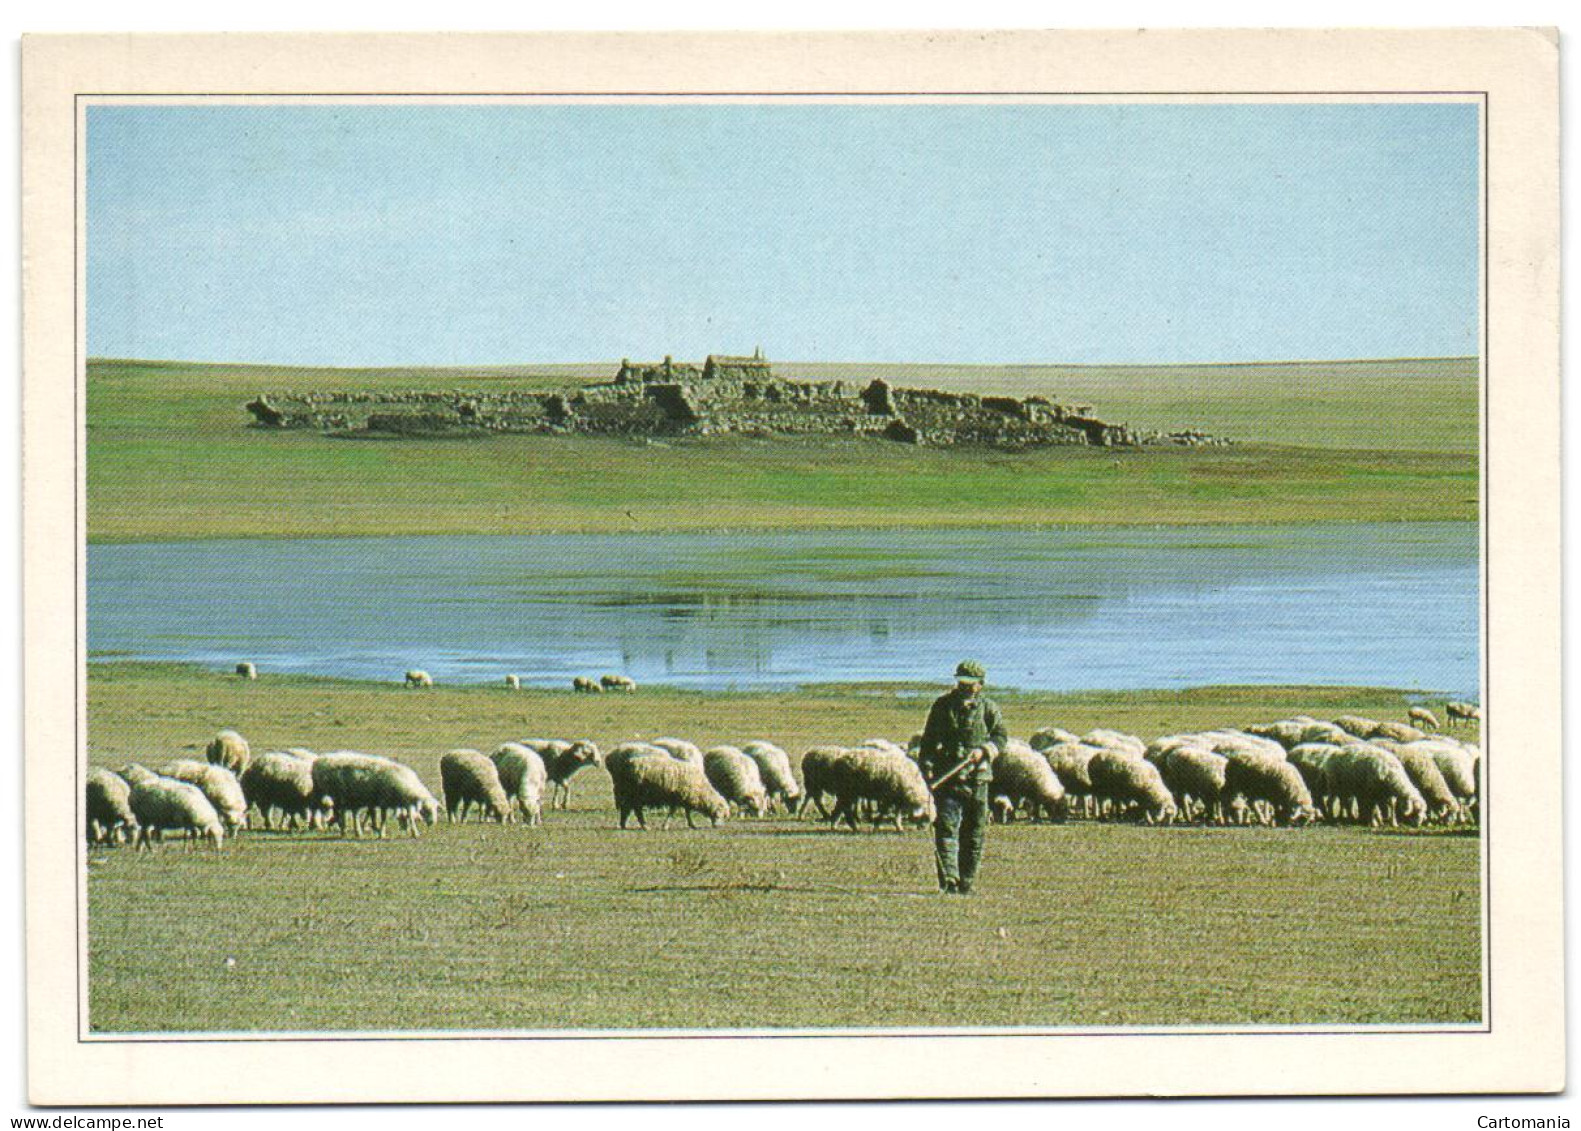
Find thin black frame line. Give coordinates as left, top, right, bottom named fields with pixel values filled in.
left=72, top=88, right=1495, bottom=1047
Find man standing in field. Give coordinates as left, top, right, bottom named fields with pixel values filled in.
left=918, top=660, right=1008, bottom=895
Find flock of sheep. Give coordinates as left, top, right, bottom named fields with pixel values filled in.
left=85, top=699, right=1481, bottom=851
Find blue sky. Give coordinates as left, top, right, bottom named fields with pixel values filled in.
left=87, top=102, right=1480, bottom=366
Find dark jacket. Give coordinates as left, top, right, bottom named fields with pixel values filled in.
left=918, top=687, right=1008, bottom=792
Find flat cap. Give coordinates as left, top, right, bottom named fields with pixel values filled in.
left=954, top=660, right=986, bottom=681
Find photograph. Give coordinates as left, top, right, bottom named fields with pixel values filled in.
left=20, top=29, right=1561, bottom=1103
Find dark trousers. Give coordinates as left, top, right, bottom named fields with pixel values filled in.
left=933, top=784, right=990, bottom=889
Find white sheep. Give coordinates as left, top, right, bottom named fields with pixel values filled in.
left=1086, top=750, right=1176, bottom=824
left=1446, top=701, right=1483, bottom=726
left=1028, top=726, right=1082, bottom=751
left=600, top=673, right=637, bottom=693
left=491, top=742, right=548, bottom=825
left=205, top=728, right=251, bottom=778
left=989, top=739, right=1066, bottom=822
left=572, top=676, right=603, bottom=694
left=440, top=749, right=513, bottom=823
left=235, top=662, right=257, bottom=680
left=1081, top=729, right=1148, bottom=759
left=822, top=747, right=934, bottom=833
left=650, top=738, right=704, bottom=766
left=520, top=738, right=604, bottom=809
left=608, top=750, right=729, bottom=829
left=1153, top=744, right=1230, bottom=823
left=797, top=745, right=851, bottom=819
left=120, top=764, right=224, bottom=850
left=703, top=746, right=770, bottom=817
left=311, top=752, right=441, bottom=837
left=242, top=750, right=328, bottom=830
left=1221, top=750, right=1318, bottom=826
left=1372, top=740, right=1463, bottom=823
left=740, top=741, right=802, bottom=812
left=1326, top=744, right=1427, bottom=827
left=405, top=669, right=434, bottom=689
left=85, top=768, right=138, bottom=844
left=504, top=674, right=521, bottom=691
left=1407, top=707, right=1440, bottom=731
left=164, top=759, right=249, bottom=835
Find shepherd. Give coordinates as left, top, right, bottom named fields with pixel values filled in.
left=917, top=660, right=1008, bottom=895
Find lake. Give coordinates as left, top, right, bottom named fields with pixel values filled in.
left=86, top=523, right=1480, bottom=695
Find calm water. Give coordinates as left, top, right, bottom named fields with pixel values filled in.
left=87, top=524, right=1479, bottom=695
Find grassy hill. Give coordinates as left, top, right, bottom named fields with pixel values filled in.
left=86, top=357, right=1478, bottom=541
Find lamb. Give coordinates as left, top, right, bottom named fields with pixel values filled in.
left=405, top=669, right=434, bottom=689
left=821, top=746, right=934, bottom=832
left=1326, top=744, right=1427, bottom=827
left=504, top=674, right=521, bottom=690
left=989, top=739, right=1066, bottom=822
left=520, top=738, right=604, bottom=809
left=235, top=661, right=257, bottom=680
left=740, top=741, right=802, bottom=812
left=311, top=752, right=441, bottom=837
left=490, top=743, right=548, bottom=825
left=1153, top=744, right=1230, bottom=823
left=1028, top=726, right=1081, bottom=751
left=242, top=750, right=327, bottom=830
left=1081, top=729, right=1147, bottom=759
left=1407, top=707, right=1440, bottom=731
left=572, top=676, right=603, bottom=694
left=440, top=749, right=513, bottom=823
left=85, top=768, right=138, bottom=844
left=703, top=746, right=770, bottom=817
left=607, top=750, right=729, bottom=829
left=120, top=764, right=224, bottom=850
left=1371, top=740, right=1463, bottom=823
left=205, top=728, right=251, bottom=778
left=600, top=673, right=637, bottom=693
left=164, top=759, right=249, bottom=835
left=1086, top=750, right=1176, bottom=824
left=651, top=738, right=704, bottom=766
left=1221, top=751, right=1317, bottom=826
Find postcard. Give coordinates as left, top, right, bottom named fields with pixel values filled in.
left=20, top=29, right=1561, bottom=1102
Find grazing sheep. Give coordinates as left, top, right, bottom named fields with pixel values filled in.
left=608, top=751, right=729, bottom=829
left=1040, top=741, right=1104, bottom=816
left=1366, top=720, right=1428, bottom=744
left=1154, top=744, right=1230, bottom=823
left=1081, top=729, right=1147, bottom=759
left=490, top=743, right=548, bottom=825
left=1372, top=740, right=1463, bottom=823
left=859, top=738, right=908, bottom=758
left=205, top=728, right=251, bottom=778
left=600, top=673, right=637, bottom=693
left=1287, top=743, right=1345, bottom=820
left=521, top=738, right=604, bottom=810
left=1332, top=715, right=1380, bottom=739
left=1407, top=707, right=1440, bottom=731
left=440, top=749, right=513, bottom=823
left=822, top=746, right=934, bottom=833
left=572, top=676, right=603, bottom=694
left=1416, top=739, right=1478, bottom=808
left=797, top=745, right=851, bottom=819
left=1326, top=744, right=1427, bottom=827
left=1445, top=701, right=1482, bottom=725
left=1028, top=726, right=1082, bottom=751
left=703, top=746, right=770, bottom=817
left=1222, top=751, right=1317, bottom=826
left=989, top=739, right=1066, bottom=822
left=405, top=669, right=434, bottom=689
left=235, top=662, right=257, bottom=680
left=651, top=738, right=704, bottom=766
left=1086, top=750, right=1176, bottom=824
left=85, top=768, right=138, bottom=845
left=242, top=751, right=327, bottom=830
left=740, top=741, right=801, bottom=812
left=1196, top=730, right=1288, bottom=761
left=311, top=752, right=441, bottom=838
left=120, top=764, right=224, bottom=850
left=164, top=759, right=249, bottom=835
left=504, top=674, right=521, bottom=691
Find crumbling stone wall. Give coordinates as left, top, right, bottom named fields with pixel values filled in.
left=245, top=357, right=1227, bottom=449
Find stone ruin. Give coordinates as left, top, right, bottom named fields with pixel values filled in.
left=245, top=353, right=1228, bottom=449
